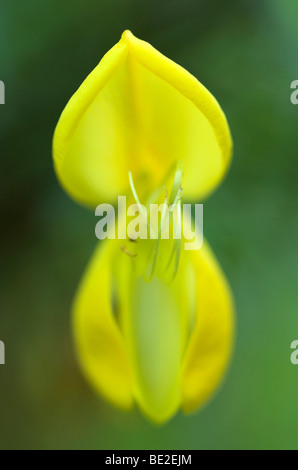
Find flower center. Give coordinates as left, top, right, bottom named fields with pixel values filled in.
left=121, top=162, right=184, bottom=283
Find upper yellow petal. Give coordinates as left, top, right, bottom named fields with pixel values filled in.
left=53, top=30, right=232, bottom=207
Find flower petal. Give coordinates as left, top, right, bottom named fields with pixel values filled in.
left=53, top=30, right=232, bottom=207
left=181, top=243, right=234, bottom=413
left=116, top=241, right=192, bottom=424
left=73, top=240, right=133, bottom=410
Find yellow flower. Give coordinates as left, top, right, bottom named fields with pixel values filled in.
left=53, top=31, right=234, bottom=423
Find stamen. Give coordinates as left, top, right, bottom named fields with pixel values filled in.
left=147, top=190, right=169, bottom=280
left=169, top=160, right=183, bottom=206
left=128, top=170, right=152, bottom=235
left=128, top=162, right=184, bottom=281
left=166, top=196, right=182, bottom=280
left=121, top=245, right=137, bottom=257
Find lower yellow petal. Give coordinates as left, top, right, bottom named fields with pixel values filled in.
left=73, top=241, right=133, bottom=410
left=117, top=246, right=191, bottom=424
left=181, top=243, right=234, bottom=413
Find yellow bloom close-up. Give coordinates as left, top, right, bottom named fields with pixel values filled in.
left=53, top=30, right=234, bottom=424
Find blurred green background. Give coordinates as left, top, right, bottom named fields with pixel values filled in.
left=1, top=0, right=298, bottom=450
